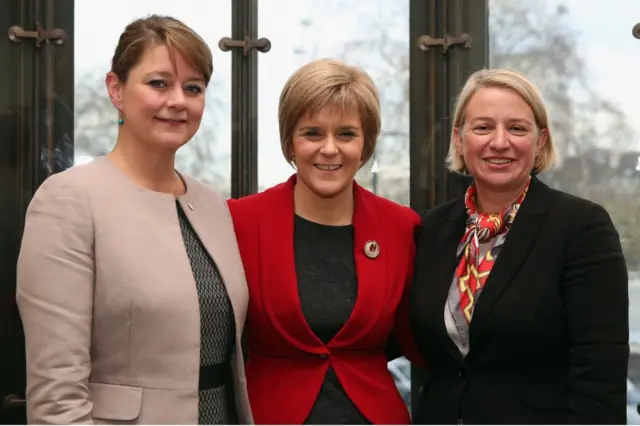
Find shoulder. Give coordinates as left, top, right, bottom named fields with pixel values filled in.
left=356, top=186, right=421, bottom=239
left=421, top=197, right=463, bottom=226
left=181, top=174, right=226, bottom=206
left=547, top=186, right=614, bottom=230
left=227, top=181, right=288, bottom=215
left=30, top=161, right=104, bottom=207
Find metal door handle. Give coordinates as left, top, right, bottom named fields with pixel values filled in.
left=3, top=394, right=26, bottom=409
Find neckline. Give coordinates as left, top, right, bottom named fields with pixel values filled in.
left=98, top=155, right=189, bottom=199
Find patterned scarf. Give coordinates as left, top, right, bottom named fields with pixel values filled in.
left=455, top=177, right=531, bottom=323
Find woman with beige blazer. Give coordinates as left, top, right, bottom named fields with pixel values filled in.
left=16, top=15, right=252, bottom=425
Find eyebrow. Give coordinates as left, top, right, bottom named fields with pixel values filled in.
left=144, top=71, right=205, bottom=84
left=298, top=125, right=360, bottom=130
left=471, top=116, right=533, bottom=125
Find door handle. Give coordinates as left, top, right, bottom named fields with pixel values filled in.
left=8, top=22, right=66, bottom=48
left=2, top=394, right=26, bottom=409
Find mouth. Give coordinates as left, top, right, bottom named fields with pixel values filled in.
left=155, top=117, right=187, bottom=125
left=314, top=164, right=342, bottom=172
left=483, top=158, right=514, bottom=165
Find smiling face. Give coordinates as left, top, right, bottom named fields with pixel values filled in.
left=291, top=105, right=364, bottom=199
left=454, top=86, right=547, bottom=194
left=106, top=43, right=206, bottom=153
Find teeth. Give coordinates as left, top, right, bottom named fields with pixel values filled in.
left=316, top=164, right=341, bottom=171
left=486, top=159, right=511, bottom=164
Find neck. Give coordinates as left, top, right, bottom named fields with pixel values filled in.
left=475, top=178, right=530, bottom=214
left=108, top=130, right=184, bottom=195
left=294, top=178, right=354, bottom=226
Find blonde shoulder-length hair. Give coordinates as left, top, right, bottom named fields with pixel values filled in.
left=446, top=68, right=557, bottom=175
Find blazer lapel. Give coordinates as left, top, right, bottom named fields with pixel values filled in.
left=330, top=182, right=386, bottom=347
left=469, top=177, right=551, bottom=342
left=430, top=200, right=467, bottom=365
left=259, top=175, right=325, bottom=352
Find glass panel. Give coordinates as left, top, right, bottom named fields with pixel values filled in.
left=74, top=1, right=232, bottom=196
left=259, top=0, right=412, bottom=411
left=258, top=1, right=411, bottom=206
left=489, top=0, right=640, bottom=421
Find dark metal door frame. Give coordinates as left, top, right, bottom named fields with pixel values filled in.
left=408, top=0, right=489, bottom=416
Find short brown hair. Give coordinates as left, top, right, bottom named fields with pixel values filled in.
left=278, top=58, right=381, bottom=166
left=447, top=68, right=556, bottom=174
left=111, top=15, right=213, bottom=85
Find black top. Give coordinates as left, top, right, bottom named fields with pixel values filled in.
left=177, top=203, right=238, bottom=425
left=410, top=177, right=629, bottom=425
left=294, top=215, right=370, bottom=424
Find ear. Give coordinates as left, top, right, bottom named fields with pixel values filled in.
left=453, top=127, right=464, bottom=155
left=105, top=71, right=125, bottom=111
left=536, top=128, right=549, bottom=155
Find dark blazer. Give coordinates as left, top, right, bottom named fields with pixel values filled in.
left=410, top=176, right=629, bottom=425
left=228, top=174, right=421, bottom=425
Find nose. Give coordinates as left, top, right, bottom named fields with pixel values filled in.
left=320, top=134, right=339, bottom=155
left=166, top=85, right=186, bottom=109
left=489, top=126, right=510, bottom=150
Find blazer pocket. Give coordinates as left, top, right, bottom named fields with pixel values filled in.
left=518, top=380, right=566, bottom=410
left=89, top=382, right=143, bottom=421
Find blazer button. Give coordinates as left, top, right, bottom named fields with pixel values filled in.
left=319, top=353, right=328, bottom=360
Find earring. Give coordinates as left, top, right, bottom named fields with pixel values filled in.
left=117, top=111, right=124, bottom=126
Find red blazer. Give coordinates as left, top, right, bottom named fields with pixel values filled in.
left=227, top=175, right=421, bottom=425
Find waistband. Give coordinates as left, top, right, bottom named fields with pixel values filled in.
left=199, top=362, right=231, bottom=391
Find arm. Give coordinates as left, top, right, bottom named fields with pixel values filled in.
left=16, top=176, right=95, bottom=424
left=562, top=202, right=628, bottom=424
left=391, top=213, right=426, bottom=367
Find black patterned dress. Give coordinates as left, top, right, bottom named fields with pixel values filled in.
left=177, top=202, right=238, bottom=425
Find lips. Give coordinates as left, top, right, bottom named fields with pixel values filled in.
left=315, top=164, right=342, bottom=171
left=155, top=117, right=187, bottom=124
left=484, top=158, right=513, bottom=164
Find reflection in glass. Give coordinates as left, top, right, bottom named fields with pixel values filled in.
left=489, top=0, right=640, bottom=411
left=259, top=0, right=410, bottom=205
left=74, top=1, right=231, bottom=195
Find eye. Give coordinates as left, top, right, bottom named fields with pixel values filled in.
left=148, top=79, right=167, bottom=89
left=339, top=130, right=357, bottom=138
left=302, top=129, right=322, bottom=138
left=509, top=125, right=528, bottom=135
left=185, top=85, right=203, bottom=94
left=473, top=124, right=491, bottom=134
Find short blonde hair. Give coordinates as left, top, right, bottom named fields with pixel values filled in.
left=278, top=58, right=381, bottom=166
left=447, top=68, right=556, bottom=174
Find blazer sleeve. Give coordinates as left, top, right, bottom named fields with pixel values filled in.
left=391, top=212, right=426, bottom=367
left=16, top=176, right=95, bottom=424
left=562, top=201, right=629, bottom=424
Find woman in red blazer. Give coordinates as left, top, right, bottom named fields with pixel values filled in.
left=228, top=58, right=421, bottom=424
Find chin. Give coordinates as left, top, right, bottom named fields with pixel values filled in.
left=308, top=181, right=351, bottom=199
left=476, top=172, right=526, bottom=190
left=157, top=137, right=190, bottom=152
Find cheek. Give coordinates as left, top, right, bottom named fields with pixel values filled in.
left=345, top=139, right=366, bottom=164
left=513, top=139, right=538, bottom=160
left=188, top=98, right=205, bottom=119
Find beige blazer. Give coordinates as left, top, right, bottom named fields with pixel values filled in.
left=16, top=156, right=253, bottom=425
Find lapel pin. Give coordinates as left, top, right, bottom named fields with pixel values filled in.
left=364, top=240, right=380, bottom=259
left=187, top=202, right=194, bottom=211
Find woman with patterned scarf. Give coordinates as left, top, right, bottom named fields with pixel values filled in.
left=409, top=68, right=629, bottom=425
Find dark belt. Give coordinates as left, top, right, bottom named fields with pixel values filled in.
left=199, top=362, right=231, bottom=391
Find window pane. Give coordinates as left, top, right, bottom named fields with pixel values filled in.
left=258, top=0, right=411, bottom=206
left=489, top=1, right=640, bottom=422
left=74, top=1, right=231, bottom=196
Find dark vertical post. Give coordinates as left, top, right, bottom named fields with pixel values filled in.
left=408, top=0, right=488, bottom=417
left=229, top=0, right=259, bottom=198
